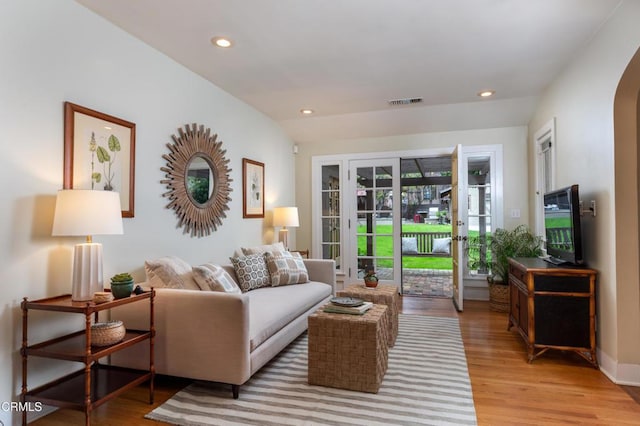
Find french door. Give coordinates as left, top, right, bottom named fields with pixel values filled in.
left=312, top=145, right=502, bottom=303
left=451, top=144, right=466, bottom=311
left=348, top=158, right=401, bottom=288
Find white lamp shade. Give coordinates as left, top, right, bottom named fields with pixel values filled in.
left=52, top=190, right=123, bottom=236
left=273, top=207, right=299, bottom=228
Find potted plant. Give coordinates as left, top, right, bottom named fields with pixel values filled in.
left=363, top=270, right=379, bottom=288
left=486, top=225, right=543, bottom=312
left=110, top=272, right=134, bottom=299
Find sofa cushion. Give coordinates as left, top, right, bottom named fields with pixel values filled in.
left=241, top=242, right=285, bottom=256
left=145, top=256, right=200, bottom=290
left=230, top=253, right=271, bottom=292
left=433, top=237, right=451, bottom=254
left=248, top=281, right=332, bottom=351
left=192, top=263, right=242, bottom=293
left=264, top=251, right=309, bottom=286
left=401, top=237, right=418, bottom=254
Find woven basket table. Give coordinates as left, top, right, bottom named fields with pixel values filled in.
left=308, top=304, right=389, bottom=393
left=337, top=283, right=399, bottom=346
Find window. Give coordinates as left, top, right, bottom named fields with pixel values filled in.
left=534, top=119, right=556, bottom=237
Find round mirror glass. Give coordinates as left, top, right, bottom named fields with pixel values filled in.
left=186, top=155, right=214, bottom=205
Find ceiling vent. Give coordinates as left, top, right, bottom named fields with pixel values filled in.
left=387, top=97, right=423, bottom=106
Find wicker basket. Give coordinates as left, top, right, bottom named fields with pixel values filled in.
left=91, top=320, right=125, bottom=346
left=489, top=282, right=510, bottom=313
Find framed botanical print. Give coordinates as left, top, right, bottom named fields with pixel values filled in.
left=63, top=102, right=136, bottom=217
left=242, top=158, right=264, bottom=218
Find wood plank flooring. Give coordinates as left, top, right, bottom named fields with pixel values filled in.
left=32, top=297, right=640, bottom=425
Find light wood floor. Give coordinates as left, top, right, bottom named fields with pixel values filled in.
left=32, top=298, right=640, bottom=425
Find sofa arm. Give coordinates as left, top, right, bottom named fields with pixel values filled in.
left=303, top=259, right=336, bottom=294
left=110, top=288, right=252, bottom=385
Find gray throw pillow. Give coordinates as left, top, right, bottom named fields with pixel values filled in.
left=230, top=253, right=271, bottom=292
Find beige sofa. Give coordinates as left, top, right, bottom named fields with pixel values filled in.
left=111, top=258, right=335, bottom=398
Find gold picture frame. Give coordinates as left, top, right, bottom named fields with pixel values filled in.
left=63, top=102, right=135, bottom=217
left=242, top=158, right=265, bottom=218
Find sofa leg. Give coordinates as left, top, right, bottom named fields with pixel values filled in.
left=232, top=384, right=240, bottom=399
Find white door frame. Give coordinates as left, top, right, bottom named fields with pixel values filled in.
left=311, top=145, right=503, bottom=297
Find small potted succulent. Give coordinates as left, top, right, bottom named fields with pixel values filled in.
left=110, top=272, right=134, bottom=299
left=363, top=269, right=379, bottom=288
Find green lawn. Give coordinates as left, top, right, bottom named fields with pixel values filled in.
left=356, top=222, right=490, bottom=271
left=357, top=223, right=454, bottom=270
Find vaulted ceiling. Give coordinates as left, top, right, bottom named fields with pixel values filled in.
left=76, top=0, right=622, bottom=142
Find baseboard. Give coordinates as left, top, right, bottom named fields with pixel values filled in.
left=463, top=282, right=489, bottom=301
left=598, top=349, right=640, bottom=386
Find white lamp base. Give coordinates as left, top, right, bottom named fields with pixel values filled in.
left=72, top=243, right=104, bottom=301
left=279, top=228, right=289, bottom=250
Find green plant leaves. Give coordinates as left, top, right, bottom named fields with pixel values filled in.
left=108, top=135, right=121, bottom=152
left=490, top=225, right=542, bottom=283
left=92, top=172, right=101, bottom=183
left=96, top=146, right=110, bottom=163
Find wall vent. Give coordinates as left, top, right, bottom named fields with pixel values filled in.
left=388, top=97, right=423, bottom=106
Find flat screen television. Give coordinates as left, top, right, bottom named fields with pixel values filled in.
left=543, top=185, right=583, bottom=265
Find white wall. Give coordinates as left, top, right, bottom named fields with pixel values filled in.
left=527, top=0, right=640, bottom=384
left=295, top=126, right=530, bottom=252
left=0, top=2, right=295, bottom=424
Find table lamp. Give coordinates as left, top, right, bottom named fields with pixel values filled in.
left=52, top=190, right=124, bottom=301
left=273, top=207, right=299, bottom=250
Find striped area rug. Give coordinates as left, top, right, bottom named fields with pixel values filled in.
left=146, top=314, right=477, bottom=425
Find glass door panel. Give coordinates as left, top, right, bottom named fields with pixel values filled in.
left=351, top=160, right=400, bottom=285
left=320, top=164, right=341, bottom=269
left=466, top=155, right=492, bottom=277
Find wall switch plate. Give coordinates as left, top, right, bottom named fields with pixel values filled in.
left=510, top=208, right=521, bottom=218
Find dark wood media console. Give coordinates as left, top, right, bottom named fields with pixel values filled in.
left=507, top=257, right=598, bottom=367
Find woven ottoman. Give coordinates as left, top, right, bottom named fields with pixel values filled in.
left=337, top=283, right=399, bottom=346
left=308, top=304, right=389, bottom=393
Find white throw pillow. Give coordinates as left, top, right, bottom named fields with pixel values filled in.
left=241, top=242, right=285, bottom=256
left=402, top=237, right=418, bottom=254
left=192, top=263, right=241, bottom=293
left=230, top=253, right=272, bottom=292
left=265, top=251, right=309, bottom=286
left=432, top=237, right=451, bottom=254
left=144, top=256, right=200, bottom=290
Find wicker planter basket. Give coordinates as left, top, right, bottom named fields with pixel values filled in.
left=489, top=282, right=510, bottom=313
left=91, top=320, right=125, bottom=346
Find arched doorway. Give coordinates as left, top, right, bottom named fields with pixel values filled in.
left=613, top=46, right=640, bottom=365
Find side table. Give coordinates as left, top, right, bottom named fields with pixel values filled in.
left=337, top=283, right=399, bottom=346
left=21, top=290, right=155, bottom=426
left=308, top=304, right=389, bottom=393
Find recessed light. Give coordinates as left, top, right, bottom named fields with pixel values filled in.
left=211, top=37, right=233, bottom=48
left=478, top=90, right=495, bottom=98
left=300, top=109, right=314, bottom=115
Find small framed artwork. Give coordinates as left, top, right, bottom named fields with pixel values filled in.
left=242, top=158, right=265, bottom=218
left=64, top=102, right=136, bottom=217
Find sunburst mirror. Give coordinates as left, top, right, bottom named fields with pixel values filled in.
left=161, top=123, right=232, bottom=237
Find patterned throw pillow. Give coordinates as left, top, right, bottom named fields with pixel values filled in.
left=265, top=251, right=309, bottom=286
left=230, top=254, right=271, bottom=292
left=241, top=242, right=285, bottom=256
left=144, top=256, right=200, bottom=290
left=192, top=263, right=241, bottom=294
